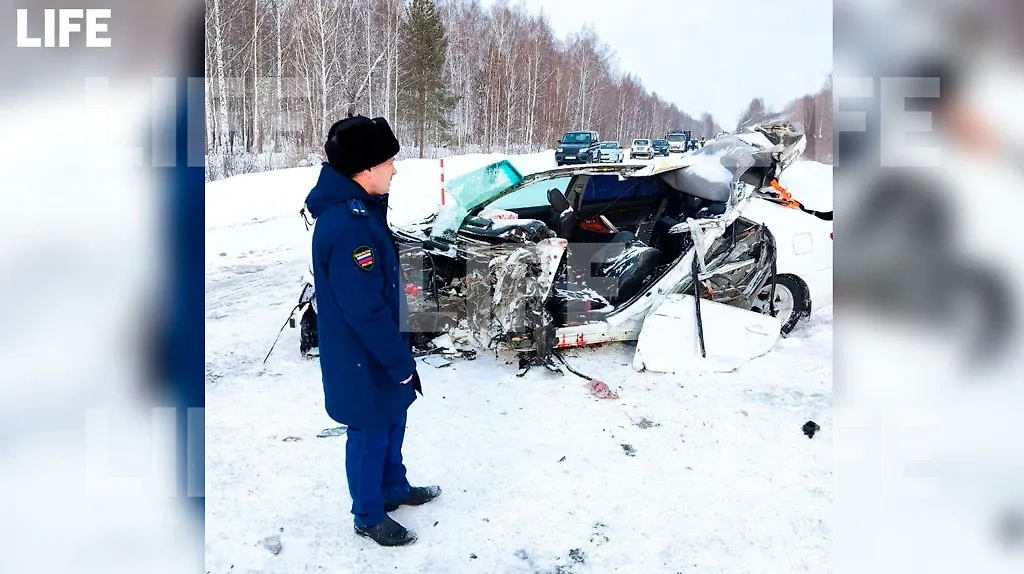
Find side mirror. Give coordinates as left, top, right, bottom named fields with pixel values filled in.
left=557, top=139, right=562, bottom=144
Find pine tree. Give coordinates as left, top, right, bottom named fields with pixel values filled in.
left=398, top=0, right=457, bottom=158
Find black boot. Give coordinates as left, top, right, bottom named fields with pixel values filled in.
left=354, top=516, right=417, bottom=547
left=385, top=485, right=442, bottom=512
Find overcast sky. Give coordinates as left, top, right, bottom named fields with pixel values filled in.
left=478, top=0, right=832, bottom=129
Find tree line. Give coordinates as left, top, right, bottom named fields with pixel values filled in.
left=205, top=0, right=831, bottom=179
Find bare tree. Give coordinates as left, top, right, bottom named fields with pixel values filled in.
left=205, top=0, right=742, bottom=178
left=211, top=0, right=230, bottom=152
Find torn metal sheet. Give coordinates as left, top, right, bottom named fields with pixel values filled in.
left=632, top=293, right=782, bottom=374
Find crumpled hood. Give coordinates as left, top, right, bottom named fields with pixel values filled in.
left=304, top=162, right=380, bottom=219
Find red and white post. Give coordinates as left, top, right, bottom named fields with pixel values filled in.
left=439, top=158, right=446, bottom=206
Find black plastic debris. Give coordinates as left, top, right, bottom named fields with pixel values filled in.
left=282, top=436, right=302, bottom=442
left=802, top=420, right=820, bottom=439
left=421, top=354, right=452, bottom=368
left=558, top=456, right=567, bottom=463
left=317, top=426, right=347, bottom=438
left=621, top=444, right=637, bottom=457
left=569, top=548, right=586, bottom=564
left=470, top=553, right=478, bottom=560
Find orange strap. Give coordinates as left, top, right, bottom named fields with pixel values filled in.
left=769, top=179, right=801, bottom=209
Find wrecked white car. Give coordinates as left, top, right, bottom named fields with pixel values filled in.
left=291, top=121, right=830, bottom=373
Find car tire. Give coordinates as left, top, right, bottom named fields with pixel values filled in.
left=751, top=273, right=811, bottom=335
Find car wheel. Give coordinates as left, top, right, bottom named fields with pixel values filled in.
left=750, top=274, right=811, bottom=335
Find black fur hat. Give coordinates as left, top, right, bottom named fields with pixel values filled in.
left=324, top=114, right=400, bottom=177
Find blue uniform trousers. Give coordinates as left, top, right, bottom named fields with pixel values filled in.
left=345, top=411, right=412, bottom=528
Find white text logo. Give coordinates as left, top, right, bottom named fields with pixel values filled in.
left=16, top=8, right=111, bottom=48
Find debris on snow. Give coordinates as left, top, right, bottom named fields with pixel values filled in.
left=259, top=535, right=282, bottom=555
left=634, top=417, right=660, bottom=429
left=412, top=329, right=478, bottom=363
left=431, top=333, right=455, bottom=352
left=470, top=553, right=478, bottom=560
left=421, top=354, right=452, bottom=369
left=282, top=436, right=302, bottom=442
left=621, top=444, right=637, bottom=457
left=802, top=420, right=820, bottom=439
left=585, top=379, right=619, bottom=400
left=317, top=426, right=347, bottom=438
left=569, top=548, right=587, bottom=564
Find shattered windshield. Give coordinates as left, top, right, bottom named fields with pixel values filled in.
left=430, top=160, right=524, bottom=240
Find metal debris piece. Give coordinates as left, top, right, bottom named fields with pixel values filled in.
left=259, top=535, right=282, bottom=555
left=317, top=426, right=347, bottom=438
left=422, top=355, right=452, bottom=368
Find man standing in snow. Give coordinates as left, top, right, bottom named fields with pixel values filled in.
left=304, top=114, right=441, bottom=547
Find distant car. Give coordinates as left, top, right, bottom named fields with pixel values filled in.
left=597, top=141, right=624, bottom=163
left=556, top=131, right=600, bottom=166
left=651, top=139, right=670, bottom=157
left=630, top=139, right=654, bottom=160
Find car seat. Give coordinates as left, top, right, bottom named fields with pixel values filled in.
left=589, top=239, right=662, bottom=304
left=547, top=187, right=578, bottom=239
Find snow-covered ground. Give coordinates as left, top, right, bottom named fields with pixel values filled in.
left=205, top=152, right=833, bottom=573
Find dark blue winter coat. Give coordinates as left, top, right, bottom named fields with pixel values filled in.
left=305, top=163, right=418, bottom=430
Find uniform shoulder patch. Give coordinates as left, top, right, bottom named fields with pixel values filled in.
left=348, top=198, right=369, bottom=217
left=352, top=246, right=375, bottom=271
